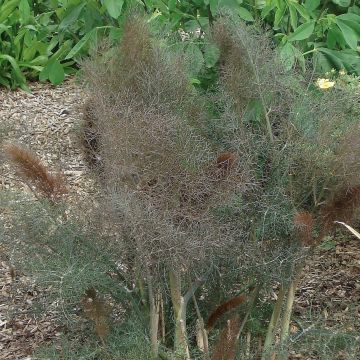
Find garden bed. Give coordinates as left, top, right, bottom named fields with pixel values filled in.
left=0, top=80, right=359, bottom=359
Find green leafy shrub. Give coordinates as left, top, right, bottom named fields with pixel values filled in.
left=2, top=0, right=359, bottom=90
left=0, top=0, right=360, bottom=90
left=144, top=0, right=360, bottom=89
left=0, top=0, right=127, bottom=90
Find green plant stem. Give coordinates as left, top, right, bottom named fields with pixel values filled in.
left=278, top=261, right=304, bottom=358
left=137, top=268, right=147, bottom=306
left=169, top=270, right=208, bottom=359
left=279, top=280, right=296, bottom=343
left=147, top=273, right=160, bottom=358
left=237, top=284, right=261, bottom=341
left=302, top=48, right=317, bottom=56
left=263, top=99, right=274, bottom=144
left=261, top=284, right=286, bottom=360
left=169, top=270, right=191, bottom=360
left=192, top=293, right=210, bottom=360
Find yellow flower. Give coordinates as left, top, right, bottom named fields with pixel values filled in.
left=316, top=78, right=335, bottom=90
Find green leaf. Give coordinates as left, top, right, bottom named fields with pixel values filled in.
left=168, top=0, right=176, bottom=11
left=238, top=7, right=254, bottom=22
left=49, top=60, right=65, bottom=85
left=327, top=27, right=346, bottom=49
left=318, top=47, right=360, bottom=74
left=19, top=0, right=30, bottom=24
left=261, top=4, right=275, bottom=18
left=304, top=0, right=320, bottom=12
left=291, top=2, right=310, bottom=21
left=280, top=39, right=305, bottom=72
left=203, top=44, right=220, bottom=68
left=154, top=0, right=169, bottom=15
left=280, top=42, right=296, bottom=70
left=337, top=14, right=360, bottom=36
left=198, top=16, right=209, bottom=29
left=0, top=0, right=18, bottom=23
left=336, top=19, right=358, bottom=50
left=0, top=54, right=28, bottom=89
left=288, top=4, right=298, bottom=30
left=287, top=21, right=315, bottom=42
left=65, top=29, right=96, bottom=60
left=190, top=78, right=201, bottom=85
left=293, top=46, right=305, bottom=72
left=109, top=27, right=122, bottom=44
left=29, top=55, right=48, bottom=66
left=209, top=0, right=219, bottom=15
left=184, top=20, right=200, bottom=32
left=0, top=75, right=10, bottom=88
left=18, top=62, right=43, bottom=72
left=243, top=99, right=264, bottom=125
left=0, top=24, right=12, bottom=38
left=104, top=0, right=124, bottom=19
left=255, top=0, right=266, bottom=9
left=348, top=5, right=360, bottom=16
left=274, top=5, right=287, bottom=28
left=219, top=0, right=239, bottom=9
left=331, top=0, right=351, bottom=7
left=337, top=13, right=360, bottom=23
left=59, top=3, right=86, bottom=30
left=51, top=40, right=73, bottom=61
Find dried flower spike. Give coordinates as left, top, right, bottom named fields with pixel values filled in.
left=4, top=143, right=67, bottom=202
left=206, top=295, right=246, bottom=330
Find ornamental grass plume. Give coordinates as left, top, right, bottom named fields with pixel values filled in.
left=211, top=315, right=241, bottom=360
left=206, top=294, right=247, bottom=330
left=4, top=143, right=67, bottom=202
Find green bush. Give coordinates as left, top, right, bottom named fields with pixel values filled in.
left=0, top=0, right=127, bottom=90
left=144, top=0, right=360, bottom=89
left=1, top=0, right=359, bottom=90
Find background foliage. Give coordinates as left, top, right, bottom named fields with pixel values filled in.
left=0, top=0, right=359, bottom=90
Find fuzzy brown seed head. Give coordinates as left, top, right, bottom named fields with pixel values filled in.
left=217, top=152, right=237, bottom=172
left=4, top=143, right=67, bottom=202
left=211, top=314, right=241, bottom=360
left=206, top=294, right=246, bottom=330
